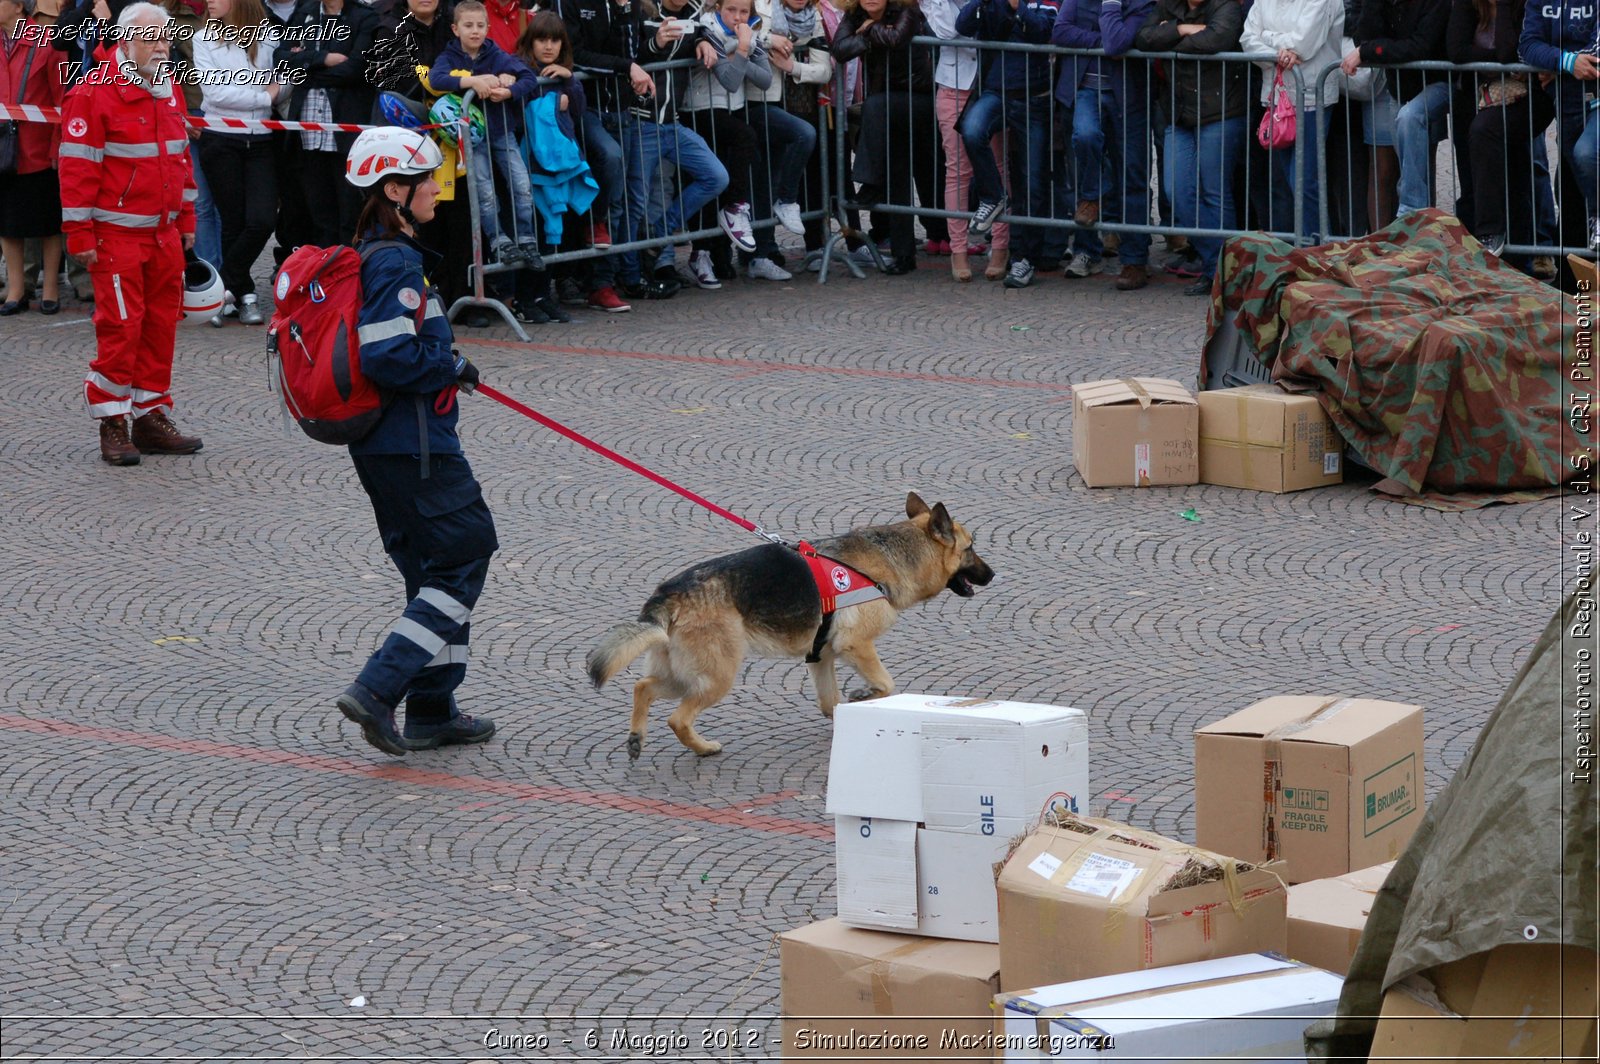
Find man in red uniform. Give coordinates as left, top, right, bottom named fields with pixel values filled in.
left=59, top=1, right=203, bottom=466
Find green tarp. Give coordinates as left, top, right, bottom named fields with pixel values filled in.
left=1209, top=211, right=1583, bottom=509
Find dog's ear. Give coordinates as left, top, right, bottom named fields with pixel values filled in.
left=928, top=502, right=955, bottom=545
left=906, top=492, right=930, bottom=519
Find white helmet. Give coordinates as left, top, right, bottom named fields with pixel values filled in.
left=345, top=127, right=444, bottom=189
left=181, top=257, right=225, bottom=323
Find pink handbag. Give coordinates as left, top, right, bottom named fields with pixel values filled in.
left=1257, top=69, right=1297, bottom=150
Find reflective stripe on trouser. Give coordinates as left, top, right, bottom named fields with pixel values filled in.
left=349, top=453, right=498, bottom=709
left=84, top=229, right=184, bottom=419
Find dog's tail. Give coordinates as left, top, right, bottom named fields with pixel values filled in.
left=586, top=620, right=668, bottom=689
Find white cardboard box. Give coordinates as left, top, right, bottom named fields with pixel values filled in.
left=994, top=953, right=1342, bottom=1061
left=828, top=695, right=1090, bottom=942
left=827, top=694, right=1090, bottom=830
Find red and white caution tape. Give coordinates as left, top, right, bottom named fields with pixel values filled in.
left=0, top=101, right=380, bottom=134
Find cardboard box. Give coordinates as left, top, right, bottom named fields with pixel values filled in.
left=995, top=817, right=1288, bottom=990
left=827, top=695, right=1090, bottom=830
left=994, top=952, right=1343, bottom=1060
left=828, top=695, right=1090, bottom=941
left=1072, top=378, right=1199, bottom=487
left=1196, top=383, right=1343, bottom=493
left=780, top=918, right=1002, bottom=1060
left=1194, top=696, right=1424, bottom=884
left=1285, top=861, right=1393, bottom=975
left=1371, top=944, right=1599, bottom=1062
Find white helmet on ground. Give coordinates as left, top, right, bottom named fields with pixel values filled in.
left=345, top=127, right=444, bottom=189
left=181, top=256, right=225, bottom=323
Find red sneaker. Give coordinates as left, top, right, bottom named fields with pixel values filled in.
left=590, top=219, right=612, bottom=249
left=586, top=286, right=631, bottom=313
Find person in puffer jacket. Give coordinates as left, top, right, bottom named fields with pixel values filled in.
left=1520, top=0, right=1600, bottom=249
left=334, top=126, right=500, bottom=758
left=61, top=3, right=203, bottom=466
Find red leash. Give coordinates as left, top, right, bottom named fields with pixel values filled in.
left=473, top=383, right=786, bottom=544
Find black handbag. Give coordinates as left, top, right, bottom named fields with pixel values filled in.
left=0, top=44, right=39, bottom=176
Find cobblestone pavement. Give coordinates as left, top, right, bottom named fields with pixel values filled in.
left=0, top=242, right=1570, bottom=1060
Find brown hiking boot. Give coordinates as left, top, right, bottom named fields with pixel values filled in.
left=131, top=408, right=203, bottom=455
left=1073, top=199, right=1100, bottom=227
left=1113, top=264, right=1149, bottom=291
left=99, top=416, right=141, bottom=466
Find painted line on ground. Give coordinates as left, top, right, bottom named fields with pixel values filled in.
left=0, top=713, right=834, bottom=841
left=457, top=337, right=1076, bottom=392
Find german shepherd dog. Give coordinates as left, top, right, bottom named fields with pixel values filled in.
left=587, top=493, right=995, bottom=759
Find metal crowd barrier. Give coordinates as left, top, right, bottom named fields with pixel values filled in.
left=1310, top=58, right=1579, bottom=261
left=450, top=54, right=844, bottom=333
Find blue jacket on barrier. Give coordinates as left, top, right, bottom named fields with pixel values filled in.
left=1520, top=0, right=1600, bottom=126
left=956, top=0, right=1061, bottom=95
left=521, top=92, right=600, bottom=246
left=429, top=39, right=542, bottom=139
left=1053, top=0, right=1155, bottom=106
left=351, top=234, right=462, bottom=458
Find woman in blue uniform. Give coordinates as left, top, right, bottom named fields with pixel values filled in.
left=335, top=126, right=499, bottom=756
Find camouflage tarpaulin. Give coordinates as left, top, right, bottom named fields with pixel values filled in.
left=1205, top=210, right=1582, bottom=508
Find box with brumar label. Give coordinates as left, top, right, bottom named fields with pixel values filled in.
left=828, top=695, right=1090, bottom=942
left=1194, top=696, right=1424, bottom=883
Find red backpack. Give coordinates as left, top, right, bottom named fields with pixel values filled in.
left=268, top=242, right=415, bottom=445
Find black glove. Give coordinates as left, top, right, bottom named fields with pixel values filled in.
left=453, top=353, right=480, bottom=394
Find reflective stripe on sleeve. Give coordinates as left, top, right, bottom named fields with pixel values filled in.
left=357, top=317, right=418, bottom=344
left=59, top=143, right=105, bottom=162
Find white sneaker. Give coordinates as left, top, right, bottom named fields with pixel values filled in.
left=221, top=290, right=237, bottom=317
left=773, top=200, right=805, bottom=236
left=689, top=250, right=722, bottom=289
left=1064, top=251, right=1102, bottom=279
left=718, top=201, right=757, bottom=253
left=237, top=293, right=264, bottom=325
left=748, top=256, right=793, bottom=281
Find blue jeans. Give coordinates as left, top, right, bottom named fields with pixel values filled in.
left=1267, top=108, right=1322, bottom=244
left=744, top=101, right=817, bottom=256
left=1395, top=82, right=1451, bottom=216
left=614, top=114, right=729, bottom=282
left=1574, top=107, right=1600, bottom=219
left=188, top=136, right=222, bottom=271
left=577, top=111, right=625, bottom=288
left=1106, top=81, right=1152, bottom=267
left=1164, top=116, right=1247, bottom=279
left=960, top=92, right=1054, bottom=260
left=470, top=132, right=535, bottom=247
left=1058, top=85, right=1120, bottom=258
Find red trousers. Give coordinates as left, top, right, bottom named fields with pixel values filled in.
left=83, top=228, right=184, bottom=419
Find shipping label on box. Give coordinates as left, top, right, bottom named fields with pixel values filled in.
left=1195, top=696, right=1424, bottom=883
left=996, top=818, right=1288, bottom=990
left=1072, top=378, right=1199, bottom=488
left=1196, top=384, right=1343, bottom=493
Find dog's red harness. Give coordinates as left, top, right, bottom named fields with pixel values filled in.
left=796, top=541, right=886, bottom=662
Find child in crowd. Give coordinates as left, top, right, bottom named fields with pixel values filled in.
left=430, top=0, right=543, bottom=267
left=762, top=0, right=834, bottom=269
left=512, top=11, right=594, bottom=323
left=682, top=0, right=770, bottom=280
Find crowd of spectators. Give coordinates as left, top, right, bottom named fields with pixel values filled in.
left=0, top=0, right=1594, bottom=325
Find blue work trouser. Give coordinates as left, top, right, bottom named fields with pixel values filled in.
left=350, top=452, right=498, bottom=715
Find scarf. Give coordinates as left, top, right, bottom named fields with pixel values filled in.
left=768, top=2, right=818, bottom=41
